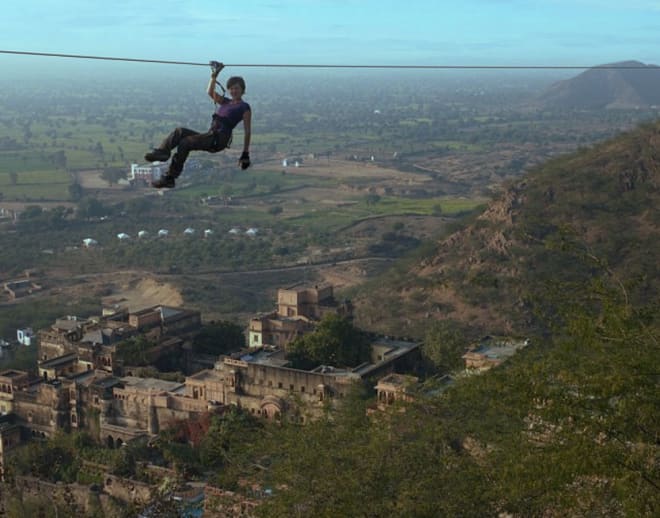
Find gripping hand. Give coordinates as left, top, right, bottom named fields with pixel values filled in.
left=210, top=60, right=224, bottom=76
left=239, top=151, right=251, bottom=170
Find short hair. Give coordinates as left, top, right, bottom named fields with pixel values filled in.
left=226, top=76, right=246, bottom=93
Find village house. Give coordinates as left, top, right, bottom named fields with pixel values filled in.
left=129, top=162, right=167, bottom=186
left=37, top=306, right=201, bottom=373
left=0, top=207, right=19, bottom=222
left=0, top=370, right=30, bottom=415
left=17, top=328, right=35, bottom=346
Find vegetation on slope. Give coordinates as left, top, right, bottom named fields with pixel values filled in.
left=256, top=277, right=659, bottom=517
left=355, top=121, right=660, bottom=337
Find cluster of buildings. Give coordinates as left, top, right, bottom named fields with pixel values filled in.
left=0, top=284, right=422, bottom=479
left=0, top=305, right=203, bottom=454
left=0, top=277, right=530, bottom=486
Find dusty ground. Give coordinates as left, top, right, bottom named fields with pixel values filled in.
left=77, top=170, right=111, bottom=190
left=344, top=215, right=447, bottom=240
left=258, top=158, right=431, bottom=183
left=415, top=143, right=577, bottom=195
left=21, top=255, right=387, bottom=322
left=317, top=262, right=374, bottom=290
left=101, top=277, right=184, bottom=312
left=76, top=170, right=149, bottom=204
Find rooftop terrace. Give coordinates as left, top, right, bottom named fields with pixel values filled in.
left=119, top=376, right=184, bottom=393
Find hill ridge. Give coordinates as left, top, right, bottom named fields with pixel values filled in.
left=355, top=121, right=660, bottom=336
left=540, top=60, right=660, bottom=109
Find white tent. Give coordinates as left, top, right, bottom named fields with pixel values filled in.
left=246, top=228, right=258, bottom=237
left=204, top=229, right=214, bottom=238
left=158, top=229, right=169, bottom=238
left=82, top=238, right=98, bottom=248
left=117, top=233, right=130, bottom=241
left=184, top=228, right=195, bottom=236
left=138, top=230, right=149, bottom=238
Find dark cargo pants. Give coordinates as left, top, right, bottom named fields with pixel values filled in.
left=158, top=127, right=231, bottom=177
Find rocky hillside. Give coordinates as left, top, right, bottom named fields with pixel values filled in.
left=540, top=61, right=660, bottom=109
left=355, top=121, right=660, bottom=336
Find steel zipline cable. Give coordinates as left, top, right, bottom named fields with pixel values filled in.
left=0, top=49, right=658, bottom=70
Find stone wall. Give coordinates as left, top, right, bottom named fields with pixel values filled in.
left=12, top=384, right=70, bottom=437
left=216, top=360, right=357, bottom=419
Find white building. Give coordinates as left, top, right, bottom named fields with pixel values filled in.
left=0, top=208, right=18, bottom=222
left=17, top=328, right=35, bottom=346
left=204, top=229, right=214, bottom=238
left=158, top=229, right=169, bottom=238
left=82, top=238, right=98, bottom=248
left=183, top=228, right=195, bottom=236
left=129, top=162, right=167, bottom=185
left=228, top=228, right=241, bottom=235
left=246, top=228, right=259, bottom=237
left=138, top=230, right=149, bottom=239
left=117, top=233, right=131, bottom=241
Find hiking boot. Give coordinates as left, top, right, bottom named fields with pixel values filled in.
left=144, top=148, right=171, bottom=162
left=151, top=175, right=176, bottom=189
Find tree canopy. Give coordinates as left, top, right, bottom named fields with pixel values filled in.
left=193, top=321, right=246, bottom=356
left=286, top=314, right=371, bottom=370
left=422, top=319, right=470, bottom=374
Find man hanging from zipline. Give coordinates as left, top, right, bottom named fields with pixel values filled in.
left=145, top=61, right=252, bottom=188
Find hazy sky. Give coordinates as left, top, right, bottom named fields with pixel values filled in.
left=1, top=0, right=658, bottom=70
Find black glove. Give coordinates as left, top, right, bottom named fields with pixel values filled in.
left=209, top=60, right=224, bottom=76
left=239, top=151, right=251, bottom=170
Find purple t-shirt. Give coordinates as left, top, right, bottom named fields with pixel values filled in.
left=211, top=97, right=251, bottom=133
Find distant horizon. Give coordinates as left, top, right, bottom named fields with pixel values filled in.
left=0, top=62, right=577, bottom=96
left=1, top=51, right=657, bottom=80
left=4, top=53, right=655, bottom=87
